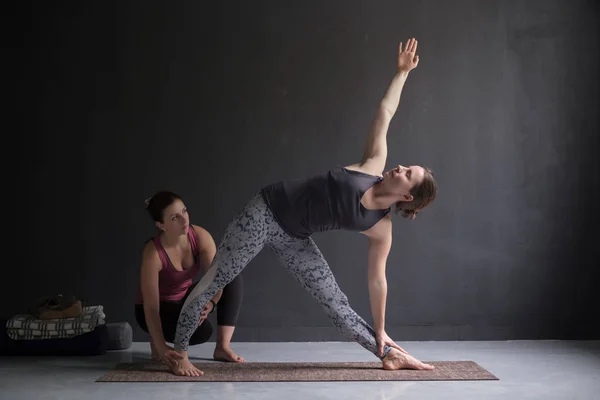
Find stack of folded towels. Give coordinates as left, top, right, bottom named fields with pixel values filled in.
left=6, top=305, right=106, bottom=340
left=0, top=295, right=123, bottom=356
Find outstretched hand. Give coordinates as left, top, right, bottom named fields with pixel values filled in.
left=376, top=330, right=409, bottom=357
left=398, top=38, right=419, bottom=73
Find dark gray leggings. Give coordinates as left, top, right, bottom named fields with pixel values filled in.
left=175, top=192, right=391, bottom=359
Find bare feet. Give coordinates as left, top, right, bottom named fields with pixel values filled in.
left=158, top=347, right=203, bottom=377
left=382, top=348, right=435, bottom=370
left=168, top=350, right=204, bottom=377
left=213, top=346, right=245, bottom=363
left=214, top=326, right=244, bottom=362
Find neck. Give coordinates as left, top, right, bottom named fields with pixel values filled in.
left=365, top=185, right=397, bottom=210
left=161, top=230, right=187, bottom=247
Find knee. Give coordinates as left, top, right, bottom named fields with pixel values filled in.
left=331, top=292, right=350, bottom=308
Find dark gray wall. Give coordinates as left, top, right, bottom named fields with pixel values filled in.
left=8, top=0, right=599, bottom=342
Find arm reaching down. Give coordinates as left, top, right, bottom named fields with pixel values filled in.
left=140, top=242, right=167, bottom=347
left=366, top=216, right=392, bottom=335
left=139, top=242, right=183, bottom=365
left=354, top=38, right=420, bottom=176
left=365, top=215, right=409, bottom=356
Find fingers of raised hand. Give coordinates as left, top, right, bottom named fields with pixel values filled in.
left=411, top=38, right=418, bottom=53
left=402, top=38, right=418, bottom=54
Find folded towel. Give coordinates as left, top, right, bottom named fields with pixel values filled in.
left=6, top=305, right=105, bottom=340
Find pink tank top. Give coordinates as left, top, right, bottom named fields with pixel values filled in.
left=135, top=228, right=203, bottom=304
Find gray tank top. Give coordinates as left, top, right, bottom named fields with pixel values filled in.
left=260, top=167, right=390, bottom=239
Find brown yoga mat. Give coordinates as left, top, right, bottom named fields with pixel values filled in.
left=96, top=361, right=498, bottom=382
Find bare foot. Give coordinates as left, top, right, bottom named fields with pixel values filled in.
left=382, top=348, right=435, bottom=370
left=169, top=350, right=204, bottom=376
left=213, top=346, right=245, bottom=363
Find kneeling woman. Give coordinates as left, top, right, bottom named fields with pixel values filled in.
left=135, top=191, right=244, bottom=364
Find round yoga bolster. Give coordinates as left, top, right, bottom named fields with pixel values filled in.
left=105, top=322, right=132, bottom=350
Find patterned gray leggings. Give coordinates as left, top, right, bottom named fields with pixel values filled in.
left=175, top=192, right=391, bottom=359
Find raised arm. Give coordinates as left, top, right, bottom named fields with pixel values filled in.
left=352, top=39, right=419, bottom=176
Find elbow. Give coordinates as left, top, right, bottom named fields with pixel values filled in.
left=368, top=277, right=387, bottom=289
left=142, top=301, right=160, bottom=314
left=378, top=103, right=396, bottom=119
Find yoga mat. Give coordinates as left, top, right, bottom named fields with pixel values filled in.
left=96, top=361, right=498, bottom=382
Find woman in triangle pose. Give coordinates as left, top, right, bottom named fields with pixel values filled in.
left=163, top=38, right=438, bottom=376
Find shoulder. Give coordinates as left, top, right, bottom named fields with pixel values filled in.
left=191, top=224, right=212, bottom=239
left=141, top=239, right=162, bottom=271
left=191, top=224, right=216, bottom=249
left=142, top=238, right=158, bottom=257
left=344, top=163, right=384, bottom=178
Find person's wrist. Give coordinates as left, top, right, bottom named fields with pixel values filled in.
left=156, top=341, right=169, bottom=353
left=209, top=300, right=217, bottom=313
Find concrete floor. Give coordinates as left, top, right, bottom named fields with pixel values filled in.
left=1, top=341, right=599, bottom=400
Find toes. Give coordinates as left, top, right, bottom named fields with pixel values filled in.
left=405, top=356, right=427, bottom=370
left=215, top=350, right=245, bottom=363
left=416, top=361, right=434, bottom=370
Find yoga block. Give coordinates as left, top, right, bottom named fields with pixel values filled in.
left=106, top=322, right=132, bottom=350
